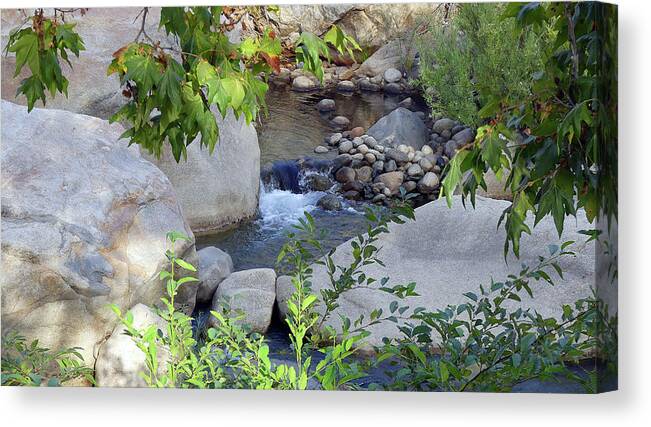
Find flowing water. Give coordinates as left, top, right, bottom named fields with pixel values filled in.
left=196, top=87, right=421, bottom=269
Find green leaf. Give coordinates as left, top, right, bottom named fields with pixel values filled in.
left=9, top=30, right=40, bottom=78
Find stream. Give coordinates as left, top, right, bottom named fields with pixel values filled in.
left=193, top=87, right=611, bottom=392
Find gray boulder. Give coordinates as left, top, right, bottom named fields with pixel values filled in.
left=452, top=127, right=476, bottom=145
left=1, top=101, right=197, bottom=366
left=210, top=269, right=277, bottom=334
left=143, top=109, right=260, bottom=233
left=95, top=304, right=168, bottom=387
left=356, top=40, right=413, bottom=76
left=276, top=196, right=596, bottom=350
left=336, top=80, right=355, bottom=92
left=368, top=108, right=428, bottom=150
left=196, top=247, right=234, bottom=304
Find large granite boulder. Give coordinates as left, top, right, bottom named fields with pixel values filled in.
left=277, top=196, right=596, bottom=350
left=142, top=110, right=260, bottom=233
left=2, top=8, right=261, bottom=233
left=210, top=269, right=277, bottom=334
left=367, top=107, right=428, bottom=150
left=275, top=4, right=447, bottom=51
left=1, top=8, right=173, bottom=119
left=95, top=304, right=168, bottom=388
left=0, top=101, right=197, bottom=366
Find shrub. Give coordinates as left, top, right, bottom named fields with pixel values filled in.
left=1, top=333, right=95, bottom=386
left=416, top=3, right=545, bottom=126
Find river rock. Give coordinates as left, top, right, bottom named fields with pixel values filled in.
left=384, top=159, right=398, bottom=172
left=384, top=83, right=404, bottom=95
left=95, top=304, right=169, bottom=387
left=417, top=172, right=440, bottom=193
left=332, top=115, right=351, bottom=129
left=385, top=148, right=410, bottom=164
left=276, top=196, right=596, bottom=350
left=407, top=163, right=424, bottom=177
left=419, top=157, right=434, bottom=172
left=328, top=133, right=343, bottom=146
left=383, top=67, right=402, bottom=83
left=365, top=153, right=377, bottom=164
left=356, top=166, right=374, bottom=183
left=452, top=127, right=476, bottom=146
left=210, top=269, right=276, bottom=334
left=306, top=174, right=333, bottom=192
left=292, top=75, right=318, bottom=91
left=357, top=144, right=369, bottom=154
left=403, top=181, right=417, bottom=193
left=1, top=101, right=197, bottom=366
left=335, top=166, right=356, bottom=183
left=432, top=118, right=457, bottom=135
left=350, top=127, right=365, bottom=138
left=316, top=98, right=336, bottom=112
left=359, top=79, right=382, bottom=92
left=421, top=145, right=434, bottom=156
left=196, top=247, right=234, bottom=304
left=375, top=171, right=404, bottom=194
left=339, top=139, right=353, bottom=154
left=337, top=80, right=355, bottom=92
left=398, top=97, right=414, bottom=109
left=314, top=145, right=330, bottom=154
left=368, top=107, right=428, bottom=150
left=143, top=109, right=260, bottom=233
left=317, top=194, right=343, bottom=211
left=331, top=154, right=352, bottom=171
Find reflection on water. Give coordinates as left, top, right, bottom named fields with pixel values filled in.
left=256, top=86, right=423, bottom=165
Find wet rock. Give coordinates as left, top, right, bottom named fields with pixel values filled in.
left=314, top=145, right=329, bottom=154
left=359, top=79, right=382, bottom=92
left=384, top=83, right=403, bottom=95
left=372, top=194, right=387, bottom=203
left=343, top=180, right=365, bottom=192
left=292, top=75, right=318, bottom=91
left=331, top=115, right=351, bottom=129
left=335, top=166, right=356, bottom=183
left=337, top=80, right=355, bottom=92
left=305, top=174, right=333, bottom=191
left=331, top=154, right=352, bottom=171
left=316, top=98, right=336, bottom=112
left=342, top=190, right=362, bottom=200
left=317, top=194, right=342, bottom=211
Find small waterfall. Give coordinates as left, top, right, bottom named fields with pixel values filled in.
left=268, top=160, right=301, bottom=193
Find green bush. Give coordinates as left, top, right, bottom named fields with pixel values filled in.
left=417, top=3, right=545, bottom=126
left=1, top=333, right=95, bottom=386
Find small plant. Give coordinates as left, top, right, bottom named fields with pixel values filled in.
left=374, top=242, right=618, bottom=392
left=1, top=333, right=95, bottom=386
left=4, top=8, right=85, bottom=111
